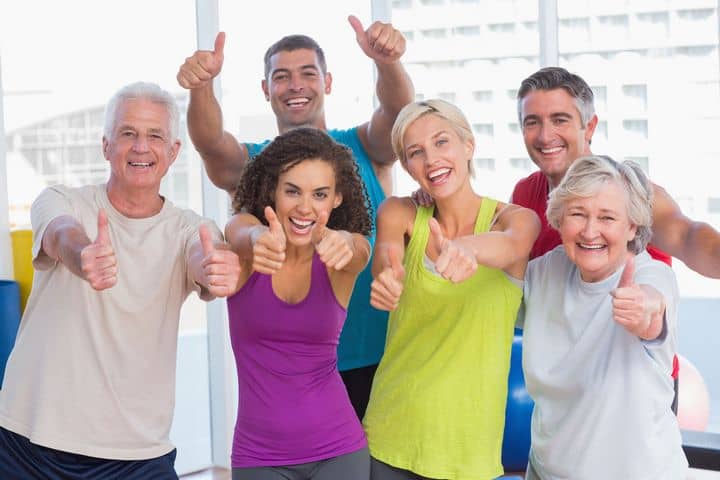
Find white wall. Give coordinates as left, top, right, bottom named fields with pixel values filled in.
left=0, top=58, right=15, bottom=280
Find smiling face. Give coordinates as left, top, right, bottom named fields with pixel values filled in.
left=262, top=48, right=332, bottom=133
left=520, top=88, right=597, bottom=189
left=274, top=158, right=342, bottom=246
left=401, top=113, right=475, bottom=199
left=102, top=98, right=180, bottom=192
left=559, top=180, right=637, bottom=283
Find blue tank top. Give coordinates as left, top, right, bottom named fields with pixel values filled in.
left=226, top=254, right=366, bottom=467
left=246, top=127, right=388, bottom=371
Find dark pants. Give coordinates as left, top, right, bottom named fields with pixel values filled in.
left=0, top=426, right=178, bottom=480
left=340, top=364, right=379, bottom=421
left=370, top=457, right=439, bottom=480
left=232, top=447, right=370, bottom=480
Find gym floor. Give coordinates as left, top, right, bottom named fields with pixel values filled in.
left=179, top=467, right=720, bottom=479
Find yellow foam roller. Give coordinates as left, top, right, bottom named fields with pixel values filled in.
left=10, top=229, right=33, bottom=313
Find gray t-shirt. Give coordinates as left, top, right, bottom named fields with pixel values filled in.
left=520, top=246, right=688, bottom=480
left=0, top=184, right=221, bottom=460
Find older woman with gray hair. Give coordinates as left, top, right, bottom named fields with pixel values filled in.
left=518, top=155, right=688, bottom=480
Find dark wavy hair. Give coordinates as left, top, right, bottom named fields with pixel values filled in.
left=233, top=127, right=372, bottom=236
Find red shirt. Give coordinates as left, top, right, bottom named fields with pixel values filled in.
left=512, top=171, right=678, bottom=378
left=511, top=171, right=672, bottom=264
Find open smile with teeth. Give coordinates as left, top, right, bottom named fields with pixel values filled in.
left=129, top=161, right=155, bottom=168
left=286, top=97, right=310, bottom=108
left=539, top=146, right=564, bottom=155
left=427, top=167, right=451, bottom=185
left=578, top=243, right=605, bottom=250
left=289, top=217, right=315, bottom=234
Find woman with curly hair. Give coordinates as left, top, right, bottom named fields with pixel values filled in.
left=224, top=127, right=373, bottom=480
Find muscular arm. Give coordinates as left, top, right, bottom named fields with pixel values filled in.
left=179, top=32, right=249, bottom=194
left=348, top=16, right=415, bottom=168
left=187, top=85, right=249, bottom=194
left=359, top=60, right=415, bottom=167
left=651, top=183, right=720, bottom=278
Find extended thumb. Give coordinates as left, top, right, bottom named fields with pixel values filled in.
left=618, top=255, right=635, bottom=288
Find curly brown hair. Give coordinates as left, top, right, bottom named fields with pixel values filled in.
left=233, top=127, right=372, bottom=236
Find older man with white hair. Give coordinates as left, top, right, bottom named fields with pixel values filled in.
left=0, top=82, right=240, bottom=479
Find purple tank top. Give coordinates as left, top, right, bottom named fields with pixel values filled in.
left=226, top=253, right=367, bottom=467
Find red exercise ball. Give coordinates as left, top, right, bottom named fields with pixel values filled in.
left=677, top=354, right=710, bottom=432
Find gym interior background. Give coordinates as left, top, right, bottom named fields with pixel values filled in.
left=0, top=0, right=718, bottom=476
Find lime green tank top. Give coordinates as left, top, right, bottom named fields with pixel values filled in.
left=363, top=199, right=522, bottom=480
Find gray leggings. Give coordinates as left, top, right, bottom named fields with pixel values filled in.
left=370, top=457, right=439, bottom=480
left=232, top=447, right=370, bottom=480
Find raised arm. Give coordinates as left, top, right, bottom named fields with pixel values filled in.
left=348, top=15, right=415, bottom=167
left=42, top=210, right=117, bottom=290
left=177, top=32, right=249, bottom=194
left=650, top=183, right=720, bottom=278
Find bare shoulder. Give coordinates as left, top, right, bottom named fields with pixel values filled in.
left=378, top=196, right=417, bottom=218
left=492, top=200, right=540, bottom=231
left=377, top=196, right=417, bottom=236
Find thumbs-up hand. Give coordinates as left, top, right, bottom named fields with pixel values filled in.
left=370, top=245, right=406, bottom=311
left=251, top=206, right=287, bottom=275
left=80, top=209, right=117, bottom=290
left=348, top=15, right=406, bottom=65
left=611, top=255, right=665, bottom=338
left=429, top=218, right=477, bottom=283
left=198, top=224, right=242, bottom=298
left=312, top=211, right=354, bottom=270
left=177, top=32, right=226, bottom=89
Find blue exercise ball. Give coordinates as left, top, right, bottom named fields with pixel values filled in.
left=0, top=280, right=21, bottom=388
left=501, top=332, right=534, bottom=472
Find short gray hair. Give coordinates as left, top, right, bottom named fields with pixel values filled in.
left=391, top=99, right=475, bottom=176
left=104, top=82, right=180, bottom=141
left=546, top=155, right=653, bottom=254
left=517, top=67, right=595, bottom=127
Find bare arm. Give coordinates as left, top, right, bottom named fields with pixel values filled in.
left=348, top=15, right=415, bottom=167
left=312, top=211, right=371, bottom=276
left=651, top=183, right=720, bottom=278
left=371, top=197, right=416, bottom=277
left=42, top=215, right=91, bottom=277
left=370, top=197, right=415, bottom=311
left=225, top=207, right=287, bottom=280
left=178, top=32, right=250, bottom=194
left=437, top=205, right=540, bottom=280
left=42, top=210, right=117, bottom=290
left=188, top=224, right=242, bottom=298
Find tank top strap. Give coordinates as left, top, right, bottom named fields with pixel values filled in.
left=474, top=197, right=499, bottom=235
left=404, top=205, right=434, bottom=273
left=309, top=252, right=336, bottom=302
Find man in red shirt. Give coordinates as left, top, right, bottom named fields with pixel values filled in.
left=512, top=67, right=720, bottom=414
left=512, top=67, right=720, bottom=280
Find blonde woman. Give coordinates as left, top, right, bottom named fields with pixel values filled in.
left=365, top=99, right=540, bottom=479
